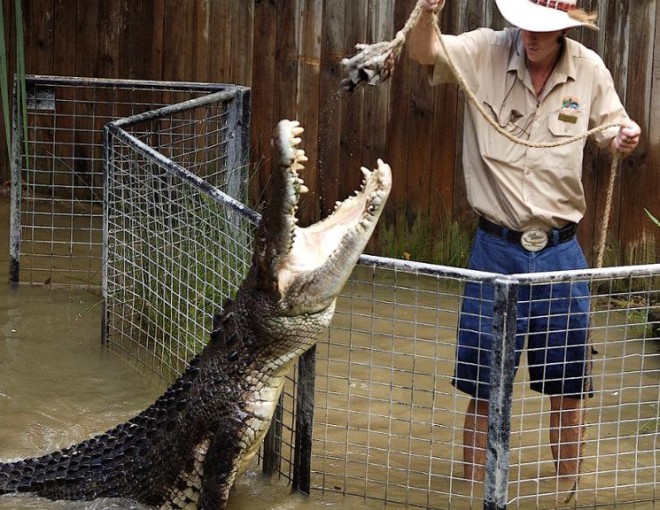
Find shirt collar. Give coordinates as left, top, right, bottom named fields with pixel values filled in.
left=507, top=28, right=577, bottom=85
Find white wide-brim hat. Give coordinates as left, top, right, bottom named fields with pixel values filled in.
left=495, top=0, right=599, bottom=32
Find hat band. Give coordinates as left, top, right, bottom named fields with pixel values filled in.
left=533, top=0, right=577, bottom=12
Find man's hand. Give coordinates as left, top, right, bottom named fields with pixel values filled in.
left=612, top=120, right=641, bottom=155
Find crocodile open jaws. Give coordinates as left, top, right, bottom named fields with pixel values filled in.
left=0, top=119, right=391, bottom=510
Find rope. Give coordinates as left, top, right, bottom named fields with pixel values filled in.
left=341, top=0, right=624, bottom=502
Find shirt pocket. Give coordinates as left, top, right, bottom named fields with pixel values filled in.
left=548, top=109, right=588, bottom=138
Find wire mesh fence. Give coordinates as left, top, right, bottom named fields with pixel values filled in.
left=10, top=75, right=249, bottom=289
left=103, top=89, right=252, bottom=380
left=310, top=259, right=659, bottom=509
left=9, top=76, right=660, bottom=509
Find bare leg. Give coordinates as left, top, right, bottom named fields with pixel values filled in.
left=463, top=398, right=489, bottom=481
left=549, top=396, right=583, bottom=479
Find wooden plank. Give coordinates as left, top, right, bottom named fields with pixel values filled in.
left=193, top=0, right=210, bottom=82
left=272, top=0, right=299, bottom=127
left=297, top=0, right=323, bottom=222
left=74, top=0, right=100, bottom=77
left=24, top=0, right=54, bottom=74
left=589, top=0, right=628, bottom=261
left=649, top=0, right=660, bottom=256
left=448, top=0, right=470, bottom=224
left=337, top=1, right=366, bottom=206
left=616, top=0, right=654, bottom=254
left=151, top=0, right=165, bottom=81
left=269, top=0, right=300, bottom=218
left=53, top=0, right=77, bottom=77
left=208, top=0, right=232, bottom=82
left=358, top=0, right=393, bottom=252
left=405, top=13, right=435, bottom=226
left=98, top=0, right=125, bottom=78
left=161, top=1, right=190, bottom=81
left=249, top=0, right=278, bottom=205
left=231, top=0, right=253, bottom=85
left=428, top=1, right=461, bottom=226
left=318, top=0, right=346, bottom=216
left=121, top=0, right=158, bottom=80
left=361, top=0, right=393, bottom=169
left=386, top=0, right=416, bottom=214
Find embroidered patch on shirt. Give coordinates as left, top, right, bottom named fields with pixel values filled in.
left=558, top=96, right=581, bottom=124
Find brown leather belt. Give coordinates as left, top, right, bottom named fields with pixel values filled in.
left=478, top=216, right=577, bottom=251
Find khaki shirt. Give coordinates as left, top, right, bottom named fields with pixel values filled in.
left=431, top=28, right=629, bottom=231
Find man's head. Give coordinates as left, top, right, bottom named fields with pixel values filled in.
left=495, top=0, right=599, bottom=32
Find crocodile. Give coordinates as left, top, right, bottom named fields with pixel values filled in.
left=0, top=119, right=392, bottom=509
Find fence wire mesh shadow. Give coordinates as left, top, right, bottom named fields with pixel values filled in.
left=311, top=259, right=659, bottom=510
left=10, top=75, right=249, bottom=290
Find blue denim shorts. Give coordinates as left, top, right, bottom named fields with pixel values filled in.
left=453, top=228, right=592, bottom=400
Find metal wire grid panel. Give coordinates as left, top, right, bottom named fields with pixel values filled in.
left=102, top=85, right=305, bottom=486
left=9, top=75, right=247, bottom=289
left=309, top=259, right=660, bottom=510
left=103, top=89, right=252, bottom=379
left=506, top=271, right=659, bottom=510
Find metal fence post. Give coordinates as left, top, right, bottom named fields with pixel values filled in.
left=8, top=80, right=23, bottom=287
left=224, top=88, right=251, bottom=204
left=262, top=394, right=284, bottom=477
left=292, top=345, right=316, bottom=495
left=484, top=278, right=518, bottom=510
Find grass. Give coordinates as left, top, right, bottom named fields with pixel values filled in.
left=378, top=204, right=475, bottom=267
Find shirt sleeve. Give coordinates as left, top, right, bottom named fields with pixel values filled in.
left=429, top=28, right=496, bottom=90
left=588, top=59, right=630, bottom=148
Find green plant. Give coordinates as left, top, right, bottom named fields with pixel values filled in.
left=0, top=1, right=9, bottom=153
left=0, top=0, right=27, bottom=170
left=645, top=209, right=660, bottom=229
left=378, top=204, right=474, bottom=267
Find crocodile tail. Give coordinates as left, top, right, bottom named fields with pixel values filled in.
left=0, top=435, right=127, bottom=499
left=0, top=356, right=205, bottom=502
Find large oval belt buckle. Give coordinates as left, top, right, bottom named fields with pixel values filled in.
left=520, top=228, right=548, bottom=252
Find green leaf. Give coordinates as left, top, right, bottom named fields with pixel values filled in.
left=645, top=209, right=660, bottom=229
left=0, top=0, right=12, bottom=153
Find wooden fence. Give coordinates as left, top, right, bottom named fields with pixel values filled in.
left=1, top=0, right=658, bottom=261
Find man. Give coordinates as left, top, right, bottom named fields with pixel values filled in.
left=404, top=0, right=641, bottom=483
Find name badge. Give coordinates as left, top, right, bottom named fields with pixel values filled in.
left=559, top=96, right=581, bottom=124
